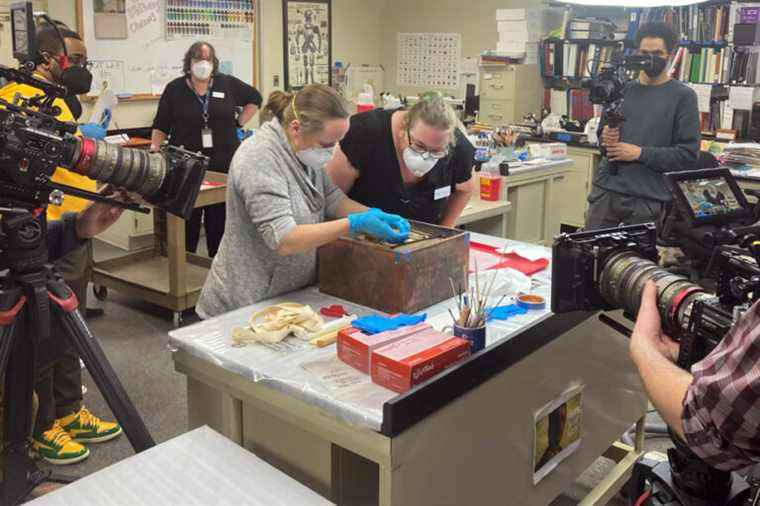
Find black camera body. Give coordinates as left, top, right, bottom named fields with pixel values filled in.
left=582, top=54, right=663, bottom=175
left=0, top=64, right=207, bottom=220
left=0, top=95, right=79, bottom=204
left=551, top=170, right=760, bottom=505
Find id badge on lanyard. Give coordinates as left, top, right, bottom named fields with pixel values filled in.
left=196, top=85, right=213, bottom=149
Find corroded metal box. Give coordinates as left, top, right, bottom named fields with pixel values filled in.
left=318, top=222, right=469, bottom=314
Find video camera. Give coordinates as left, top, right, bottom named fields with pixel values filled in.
left=0, top=2, right=207, bottom=220
left=582, top=54, right=664, bottom=175
left=551, top=169, right=760, bottom=505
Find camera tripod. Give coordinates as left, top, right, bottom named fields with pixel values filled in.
left=0, top=207, right=155, bottom=506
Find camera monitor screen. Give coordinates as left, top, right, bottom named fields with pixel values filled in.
left=665, top=169, right=751, bottom=225
left=678, top=177, right=742, bottom=218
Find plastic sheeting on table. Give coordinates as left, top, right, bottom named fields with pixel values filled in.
left=28, top=426, right=334, bottom=506
left=169, top=234, right=554, bottom=432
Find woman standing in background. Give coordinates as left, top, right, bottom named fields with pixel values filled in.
left=151, top=41, right=262, bottom=257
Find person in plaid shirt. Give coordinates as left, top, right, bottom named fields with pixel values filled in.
left=630, top=281, right=760, bottom=471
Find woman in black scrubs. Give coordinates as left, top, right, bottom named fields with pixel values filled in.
left=326, top=92, right=474, bottom=226
left=151, top=41, right=262, bottom=257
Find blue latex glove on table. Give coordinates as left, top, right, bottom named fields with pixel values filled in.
left=352, top=313, right=427, bottom=334
left=486, top=304, right=527, bottom=322
left=348, top=208, right=410, bottom=244
left=79, top=109, right=111, bottom=140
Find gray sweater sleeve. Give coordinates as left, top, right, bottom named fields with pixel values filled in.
left=238, top=150, right=297, bottom=251
left=638, top=88, right=700, bottom=173
left=322, top=168, right=346, bottom=219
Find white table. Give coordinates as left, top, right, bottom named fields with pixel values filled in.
left=169, top=233, right=647, bottom=505
left=28, top=426, right=334, bottom=506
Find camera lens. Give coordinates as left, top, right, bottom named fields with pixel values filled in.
left=73, top=138, right=165, bottom=196
left=599, top=250, right=706, bottom=337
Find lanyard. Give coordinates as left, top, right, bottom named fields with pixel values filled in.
left=188, top=79, right=212, bottom=127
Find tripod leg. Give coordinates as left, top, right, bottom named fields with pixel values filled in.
left=2, top=293, right=49, bottom=506
left=48, top=295, right=155, bottom=453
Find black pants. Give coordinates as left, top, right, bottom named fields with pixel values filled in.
left=585, top=187, right=663, bottom=231
left=34, top=242, right=91, bottom=436
left=186, top=204, right=226, bottom=258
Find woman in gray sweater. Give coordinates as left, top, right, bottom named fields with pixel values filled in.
left=197, top=85, right=410, bottom=318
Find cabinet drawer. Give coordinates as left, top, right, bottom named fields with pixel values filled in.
left=479, top=99, right=516, bottom=126
left=479, top=68, right=517, bottom=100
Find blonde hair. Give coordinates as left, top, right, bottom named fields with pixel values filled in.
left=264, top=85, right=350, bottom=135
left=404, top=91, right=458, bottom=145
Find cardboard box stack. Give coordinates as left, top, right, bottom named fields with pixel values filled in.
left=496, top=8, right=545, bottom=63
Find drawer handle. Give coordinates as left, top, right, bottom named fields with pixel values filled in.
left=488, top=114, right=504, bottom=120
left=489, top=84, right=504, bottom=90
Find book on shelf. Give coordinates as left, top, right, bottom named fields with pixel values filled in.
left=545, top=88, right=595, bottom=122
left=727, top=48, right=760, bottom=85
left=670, top=45, right=729, bottom=84
left=635, top=4, right=730, bottom=42
left=540, top=39, right=619, bottom=79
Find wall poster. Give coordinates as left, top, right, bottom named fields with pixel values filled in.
left=283, top=0, right=331, bottom=90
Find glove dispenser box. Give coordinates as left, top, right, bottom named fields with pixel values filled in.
left=318, top=221, right=469, bottom=314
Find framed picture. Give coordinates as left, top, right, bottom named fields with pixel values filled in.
left=93, top=0, right=127, bottom=39
left=283, top=0, right=331, bottom=90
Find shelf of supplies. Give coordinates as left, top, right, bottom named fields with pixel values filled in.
left=678, top=40, right=728, bottom=48
left=545, top=37, right=624, bottom=46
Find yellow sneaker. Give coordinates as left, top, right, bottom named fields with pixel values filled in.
left=32, top=421, right=90, bottom=465
left=58, top=407, right=122, bottom=444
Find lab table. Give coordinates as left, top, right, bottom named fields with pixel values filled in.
left=169, top=233, right=647, bottom=505
left=92, top=171, right=227, bottom=327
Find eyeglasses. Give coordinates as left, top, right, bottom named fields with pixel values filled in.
left=406, top=130, right=449, bottom=159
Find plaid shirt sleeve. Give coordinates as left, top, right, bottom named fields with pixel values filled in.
left=682, top=300, right=760, bottom=472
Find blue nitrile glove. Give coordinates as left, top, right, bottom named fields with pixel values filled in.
left=486, top=304, right=527, bottom=322
left=237, top=127, right=254, bottom=141
left=352, top=313, right=427, bottom=335
left=79, top=122, right=107, bottom=140
left=348, top=208, right=410, bottom=244
left=100, top=109, right=112, bottom=129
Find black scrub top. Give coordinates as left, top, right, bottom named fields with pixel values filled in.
left=152, top=73, right=262, bottom=173
left=340, top=108, right=474, bottom=224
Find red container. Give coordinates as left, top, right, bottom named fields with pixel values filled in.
left=479, top=174, right=502, bottom=201
left=357, top=103, right=375, bottom=113
left=337, top=323, right=432, bottom=374
left=371, top=330, right=471, bottom=393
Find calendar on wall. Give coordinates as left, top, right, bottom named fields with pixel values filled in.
left=397, top=33, right=461, bottom=89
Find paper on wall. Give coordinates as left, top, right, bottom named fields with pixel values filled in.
left=397, top=33, right=461, bottom=89
left=690, top=84, right=712, bottom=114
left=729, top=86, right=756, bottom=111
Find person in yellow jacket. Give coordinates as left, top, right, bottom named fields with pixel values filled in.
left=0, top=23, right=121, bottom=465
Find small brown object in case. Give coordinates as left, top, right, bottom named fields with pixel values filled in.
left=318, top=221, right=469, bottom=314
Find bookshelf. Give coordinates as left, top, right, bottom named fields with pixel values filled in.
left=539, top=0, right=760, bottom=140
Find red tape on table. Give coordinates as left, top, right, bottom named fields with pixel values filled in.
left=469, top=242, right=549, bottom=276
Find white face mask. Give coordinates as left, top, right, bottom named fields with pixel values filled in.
left=191, top=60, right=213, bottom=80
left=297, top=146, right=335, bottom=170
left=402, top=148, right=438, bottom=177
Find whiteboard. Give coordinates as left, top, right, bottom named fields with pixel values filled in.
left=79, top=0, right=256, bottom=98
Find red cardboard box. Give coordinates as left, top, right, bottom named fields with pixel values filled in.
left=337, top=323, right=432, bottom=374
left=371, top=330, right=471, bottom=393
